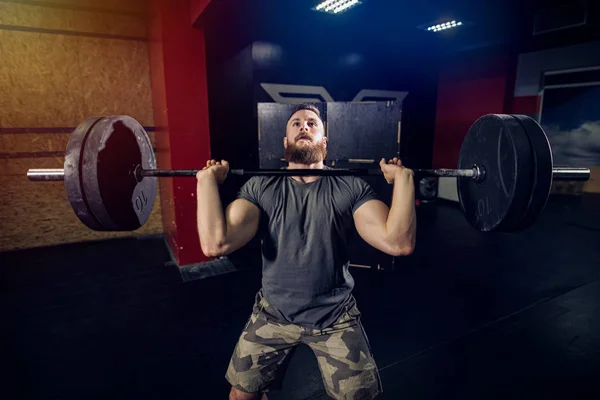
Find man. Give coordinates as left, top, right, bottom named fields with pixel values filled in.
left=196, top=103, right=416, bottom=400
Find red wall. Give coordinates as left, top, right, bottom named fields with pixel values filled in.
left=190, top=0, right=211, bottom=24
left=148, top=0, right=212, bottom=266
left=433, top=53, right=512, bottom=169
left=512, top=95, right=542, bottom=116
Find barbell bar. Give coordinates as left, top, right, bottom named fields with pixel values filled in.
left=27, top=165, right=590, bottom=182
left=27, top=165, right=482, bottom=180
left=25, top=114, right=592, bottom=233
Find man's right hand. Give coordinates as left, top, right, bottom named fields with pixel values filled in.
left=197, top=159, right=229, bottom=184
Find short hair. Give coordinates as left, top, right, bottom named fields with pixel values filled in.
left=287, top=103, right=323, bottom=123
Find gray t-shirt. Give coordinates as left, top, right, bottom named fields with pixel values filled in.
left=236, top=172, right=378, bottom=329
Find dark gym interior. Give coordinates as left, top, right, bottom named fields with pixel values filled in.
left=2, top=0, right=600, bottom=399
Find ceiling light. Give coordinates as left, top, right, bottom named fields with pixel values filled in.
left=334, top=0, right=359, bottom=13
left=425, top=20, right=464, bottom=32
left=315, top=0, right=337, bottom=10
left=313, top=0, right=362, bottom=14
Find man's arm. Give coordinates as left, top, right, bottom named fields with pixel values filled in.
left=196, top=166, right=260, bottom=257
left=353, top=159, right=416, bottom=256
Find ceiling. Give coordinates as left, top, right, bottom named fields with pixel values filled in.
left=200, top=0, right=598, bottom=66
left=248, top=0, right=539, bottom=53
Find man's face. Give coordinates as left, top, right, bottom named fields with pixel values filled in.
left=283, top=109, right=327, bottom=164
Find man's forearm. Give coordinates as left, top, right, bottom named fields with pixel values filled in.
left=385, top=171, right=416, bottom=252
left=196, top=172, right=226, bottom=254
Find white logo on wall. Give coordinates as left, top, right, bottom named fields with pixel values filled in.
left=260, top=83, right=408, bottom=103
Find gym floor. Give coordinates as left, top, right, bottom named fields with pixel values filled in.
left=2, top=194, right=600, bottom=400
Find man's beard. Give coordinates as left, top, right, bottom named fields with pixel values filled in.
left=284, top=140, right=327, bottom=165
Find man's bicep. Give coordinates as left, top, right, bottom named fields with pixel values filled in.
left=223, top=198, right=261, bottom=254
left=353, top=199, right=394, bottom=254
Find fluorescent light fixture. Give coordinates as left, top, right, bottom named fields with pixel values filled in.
left=315, top=0, right=337, bottom=10
left=335, top=0, right=359, bottom=13
left=425, top=20, right=464, bottom=32
left=313, top=0, right=362, bottom=14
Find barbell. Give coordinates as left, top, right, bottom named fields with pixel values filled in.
left=26, top=114, right=590, bottom=233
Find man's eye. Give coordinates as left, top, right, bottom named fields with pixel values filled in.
left=293, top=122, right=299, bottom=126
left=308, top=122, right=315, bottom=127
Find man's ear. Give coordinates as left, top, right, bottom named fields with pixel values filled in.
left=283, top=137, right=288, bottom=148
left=322, top=136, right=327, bottom=148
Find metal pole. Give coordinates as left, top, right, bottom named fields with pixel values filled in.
left=27, top=166, right=592, bottom=182
left=27, top=169, right=65, bottom=181
left=141, top=168, right=385, bottom=177
left=551, top=167, right=591, bottom=182
left=141, top=167, right=482, bottom=179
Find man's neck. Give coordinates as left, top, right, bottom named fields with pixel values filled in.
left=287, top=161, right=324, bottom=183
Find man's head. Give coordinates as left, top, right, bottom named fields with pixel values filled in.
left=283, top=103, right=327, bottom=165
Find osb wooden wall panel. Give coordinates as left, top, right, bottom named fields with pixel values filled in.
left=77, top=37, right=153, bottom=124
left=584, top=166, right=600, bottom=194
left=0, top=131, right=156, bottom=154
left=0, top=33, right=152, bottom=127
left=0, top=133, right=69, bottom=153
left=0, top=174, right=163, bottom=251
left=0, top=2, right=146, bottom=37
left=0, top=31, right=86, bottom=128
left=0, top=0, right=164, bottom=252
left=1, top=0, right=147, bottom=15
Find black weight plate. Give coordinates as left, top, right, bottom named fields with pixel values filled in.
left=64, top=117, right=106, bottom=230
left=81, top=116, right=157, bottom=231
left=512, top=115, right=553, bottom=231
left=457, top=114, right=533, bottom=232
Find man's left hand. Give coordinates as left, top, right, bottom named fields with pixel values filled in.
left=379, top=157, right=414, bottom=184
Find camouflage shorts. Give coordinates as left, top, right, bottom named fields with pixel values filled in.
left=225, top=291, right=382, bottom=400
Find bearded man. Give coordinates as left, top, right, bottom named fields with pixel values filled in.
left=195, top=103, right=417, bottom=400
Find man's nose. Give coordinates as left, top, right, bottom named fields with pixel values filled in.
left=300, top=122, right=309, bottom=131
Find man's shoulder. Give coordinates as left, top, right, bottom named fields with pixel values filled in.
left=238, top=175, right=285, bottom=206
left=328, top=171, right=370, bottom=187
left=242, top=174, right=285, bottom=189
